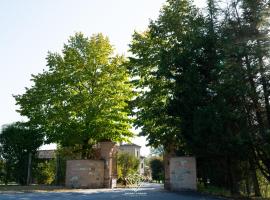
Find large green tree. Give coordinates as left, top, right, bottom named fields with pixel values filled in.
left=15, top=33, right=134, bottom=158
left=129, top=0, right=204, bottom=151
left=221, top=0, right=270, bottom=190
left=129, top=0, right=270, bottom=196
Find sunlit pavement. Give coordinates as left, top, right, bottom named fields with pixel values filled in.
left=0, top=183, right=224, bottom=200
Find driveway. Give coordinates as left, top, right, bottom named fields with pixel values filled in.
left=0, top=183, right=224, bottom=200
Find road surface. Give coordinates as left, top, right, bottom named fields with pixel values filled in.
left=0, top=183, right=224, bottom=200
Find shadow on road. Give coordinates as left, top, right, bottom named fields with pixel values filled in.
left=0, top=183, right=225, bottom=200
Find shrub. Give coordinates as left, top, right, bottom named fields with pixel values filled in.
left=150, top=157, right=164, bottom=182
left=35, top=160, right=55, bottom=185
left=117, top=152, right=140, bottom=186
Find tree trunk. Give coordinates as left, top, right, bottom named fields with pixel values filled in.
left=26, top=152, right=32, bottom=185
left=249, top=159, right=261, bottom=197
left=4, top=162, right=10, bottom=185
left=55, top=154, right=61, bottom=185
left=227, top=157, right=240, bottom=196
left=81, top=138, right=89, bottom=159
left=245, top=178, right=250, bottom=197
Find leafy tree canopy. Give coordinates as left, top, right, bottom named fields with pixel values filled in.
left=0, top=122, right=43, bottom=184
left=128, top=0, right=206, bottom=151
left=15, top=33, right=134, bottom=157
left=129, top=0, right=270, bottom=195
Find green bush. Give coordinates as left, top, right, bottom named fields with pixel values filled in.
left=149, top=157, right=164, bottom=182
left=35, top=160, right=55, bottom=185
left=117, top=152, right=140, bottom=186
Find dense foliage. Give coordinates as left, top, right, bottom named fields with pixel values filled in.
left=34, top=160, right=55, bottom=185
left=15, top=33, right=134, bottom=158
left=2, top=0, right=270, bottom=196
left=0, top=122, right=43, bottom=185
left=149, top=157, right=164, bottom=182
left=117, top=152, right=140, bottom=185
left=129, top=0, right=270, bottom=196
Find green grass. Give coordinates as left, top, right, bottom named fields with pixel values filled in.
left=198, top=183, right=231, bottom=198
left=0, top=185, right=65, bottom=192
left=197, top=183, right=270, bottom=200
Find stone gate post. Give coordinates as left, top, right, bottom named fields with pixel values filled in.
left=100, top=141, right=117, bottom=188
left=164, top=144, right=176, bottom=190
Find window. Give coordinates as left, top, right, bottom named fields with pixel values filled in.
left=141, top=163, right=143, bottom=169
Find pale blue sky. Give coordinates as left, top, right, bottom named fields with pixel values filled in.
left=0, top=0, right=205, bottom=155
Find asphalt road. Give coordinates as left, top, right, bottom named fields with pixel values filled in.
left=0, top=183, right=224, bottom=200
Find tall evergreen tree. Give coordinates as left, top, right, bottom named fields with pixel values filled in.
left=129, top=0, right=270, bottom=195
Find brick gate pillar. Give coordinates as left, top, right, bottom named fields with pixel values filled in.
left=164, top=144, right=176, bottom=190
left=100, top=141, right=117, bottom=188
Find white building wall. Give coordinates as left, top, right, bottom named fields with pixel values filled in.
left=118, top=144, right=144, bottom=175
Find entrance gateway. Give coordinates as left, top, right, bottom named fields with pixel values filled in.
left=65, top=141, right=118, bottom=188
left=65, top=141, right=197, bottom=191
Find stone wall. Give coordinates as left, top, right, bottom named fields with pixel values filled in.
left=66, top=160, right=104, bottom=188
left=169, top=157, right=197, bottom=191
